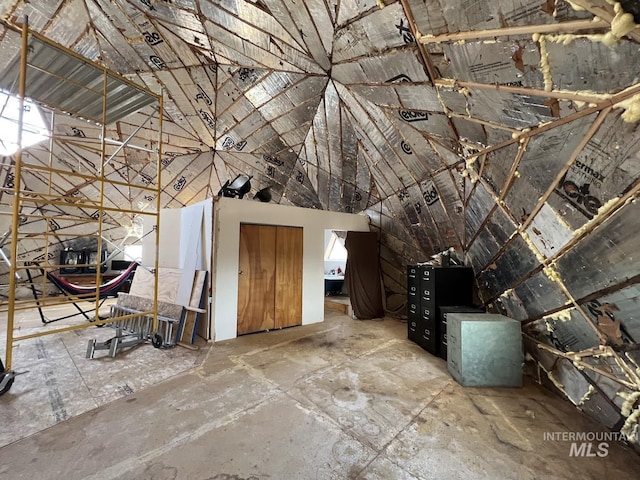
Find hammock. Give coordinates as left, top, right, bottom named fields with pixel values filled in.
left=27, top=262, right=138, bottom=324
left=45, top=262, right=138, bottom=298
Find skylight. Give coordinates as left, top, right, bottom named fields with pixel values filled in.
left=0, top=90, right=49, bottom=156
left=325, top=232, right=348, bottom=261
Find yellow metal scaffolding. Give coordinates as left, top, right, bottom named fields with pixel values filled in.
left=0, top=19, right=163, bottom=394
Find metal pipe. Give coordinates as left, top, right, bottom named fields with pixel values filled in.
left=100, top=235, right=153, bottom=273
left=5, top=17, right=29, bottom=371
left=152, top=92, right=164, bottom=335
left=101, top=136, right=155, bottom=153
left=100, top=107, right=156, bottom=173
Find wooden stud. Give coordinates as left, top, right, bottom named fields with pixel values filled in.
left=447, top=111, right=519, bottom=132
left=518, top=107, right=611, bottom=234
left=500, top=137, right=530, bottom=202
left=453, top=81, right=640, bottom=165
left=434, top=78, right=609, bottom=103
left=399, top=0, right=440, bottom=82
left=479, top=109, right=614, bottom=307
left=530, top=337, right=638, bottom=390
left=399, top=0, right=464, bottom=143
left=569, top=0, right=640, bottom=44
left=419, top=19, right=610, bottom=43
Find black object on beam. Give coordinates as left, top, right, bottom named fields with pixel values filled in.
left=218, top=174, right=252, bottom=199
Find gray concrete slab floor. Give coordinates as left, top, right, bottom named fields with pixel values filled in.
left=2, top=310, right=640, bottom=479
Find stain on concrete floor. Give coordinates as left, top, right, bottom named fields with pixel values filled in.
left=2, top=310, right=640, bottom=479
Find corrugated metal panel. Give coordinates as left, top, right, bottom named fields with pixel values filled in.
left=0, top=35, right=156, bottom=124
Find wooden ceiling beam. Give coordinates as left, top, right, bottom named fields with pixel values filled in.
left=569, top=0, right=640, bottom=43
left=419, top=19, right=609, bottom=43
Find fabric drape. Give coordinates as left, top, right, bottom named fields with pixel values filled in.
left=344, top=231, right=384, bottom=319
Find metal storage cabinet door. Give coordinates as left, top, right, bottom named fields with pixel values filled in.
left=447, top=310, right=463, bottom=381
left=447, top=313, right=523, bottom=387
left=420, top=302, right=438, bottom=353
left=419, top=265, right=437, bottom=353
left=407, top=265, right=421, bottom=342
left=438, top=306, right=485, bottom=360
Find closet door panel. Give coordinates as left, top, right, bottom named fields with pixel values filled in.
left=237, top=224, right=276, bottom=335
left=275, top=226, right=303, bottom=329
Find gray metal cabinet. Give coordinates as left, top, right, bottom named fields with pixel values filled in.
left=447, top=313, right=523, bottom=387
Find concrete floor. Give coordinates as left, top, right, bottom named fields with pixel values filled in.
left=0, top=300, right=206, bottom=448
left=2, top=310, right=640, bottom=479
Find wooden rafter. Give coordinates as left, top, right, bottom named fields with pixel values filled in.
left=419, top=19, right=610, bottom=43
left=435, top=78, right=611, bottom=103
left=569, top=0, right=640, bottom=43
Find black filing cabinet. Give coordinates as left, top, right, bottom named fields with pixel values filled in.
left=407, top=265, right=421, bottom=344
left=407, top=265, right=475, bottom=356
left=438, top=305, right=485, bottom=360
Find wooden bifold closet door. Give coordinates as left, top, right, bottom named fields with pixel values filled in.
left=237, top=224, right=302, bottom=335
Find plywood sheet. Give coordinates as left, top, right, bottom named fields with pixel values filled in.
left=237, top=224, right=276, bottom=335
left=275, top=226, right=303, bottom=329
left=180, top=310, right=199, bottom=345
left=128, top=267, right=183, bottom=304
left=180, top=270, right=208, bottom=344
left=189, top=270, right=208, bottom=307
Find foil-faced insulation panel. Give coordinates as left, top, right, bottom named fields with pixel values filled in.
left=557, top=199, right=640, bottom=301
left=1, top=0, right=640, bottom=442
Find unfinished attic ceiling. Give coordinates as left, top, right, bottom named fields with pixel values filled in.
left=2, top=0, right=640, bottom=444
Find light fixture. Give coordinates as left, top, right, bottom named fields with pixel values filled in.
left=253, top=186, right=272, bottom=202
left=218, top=174, right=252, bottom=199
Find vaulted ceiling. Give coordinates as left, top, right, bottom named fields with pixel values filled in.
left=1, top=0, right=640, bottom=444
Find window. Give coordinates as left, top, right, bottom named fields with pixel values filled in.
left=0, top=90, right=49, bottom=156
left=324, top=232, right=347, bottom=261
left=124, top=244, right=143, bottom=262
